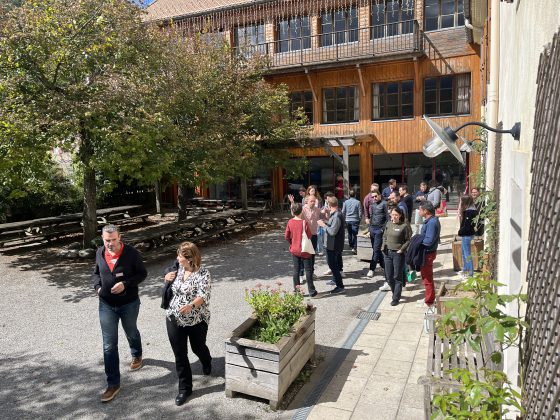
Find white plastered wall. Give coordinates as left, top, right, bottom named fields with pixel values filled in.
left=496, top=0, right=560, bottom=412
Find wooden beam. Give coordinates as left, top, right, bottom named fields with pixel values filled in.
left=304, top=69, right=318, bottom=103
left=413, top=57, right=421, bottom=117
left=356, top=64, right=366, bottom=97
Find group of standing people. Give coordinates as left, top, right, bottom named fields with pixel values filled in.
left=284, top=179, right=445, bottom=307
left=285, top=186, right=348, bottom=295
left=92, top=224, right=212, bottom=406
left=363, top=179, right=441, bottom=307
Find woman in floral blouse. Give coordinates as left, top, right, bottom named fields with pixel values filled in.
left=163, top=241, right=212, bottom=406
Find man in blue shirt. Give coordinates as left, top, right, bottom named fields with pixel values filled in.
left=341, top=190, right=362, bottom=254
left=419, top=201, right=441, bottom=307
left=382, top=179, right=397, bottom=200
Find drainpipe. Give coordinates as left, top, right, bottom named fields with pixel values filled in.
left=485, top=0, right=500, bottom=191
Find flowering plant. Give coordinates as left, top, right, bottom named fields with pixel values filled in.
left=244, top=282, right=308, bottom=344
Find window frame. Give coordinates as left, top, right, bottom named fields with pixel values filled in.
left=423, top=73, right=471, bottom=116
left=320, top=7, right=359, bottom=47
left=372, top=79, right=414, bottom=120
left=233, top=23, right=266, bottom=56
left=322, top=86, right=360, bottom=124
left=424, top=0, right=465, bottom=32
left=289, top=90, right=314, bottom=125
left=370, top=0, right=415, bottom=39
left=276, top=16, right=312, bottom=53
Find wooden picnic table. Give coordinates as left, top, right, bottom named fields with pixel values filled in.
left=0, top=205, right=143, bottom=233
left=0, top=205, right=145, bottom=246
left=125, top=209, right=256, bottom=249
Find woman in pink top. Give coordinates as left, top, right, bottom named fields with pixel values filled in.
left=302, top=195, right=323, bottom=275
left=285, top=203, right=317, bottom=297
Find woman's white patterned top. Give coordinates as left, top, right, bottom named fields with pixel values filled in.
left=166, top=265, right=211, bottom=327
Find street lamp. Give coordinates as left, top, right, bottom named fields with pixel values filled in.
left=422, top=115, right=521, bottom=165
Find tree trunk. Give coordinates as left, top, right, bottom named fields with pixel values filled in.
left=154, top=180, right=163, bottom=216
left=82, top=164, right=97, bottom=249
left=177, top=183, right=189, bottom=221
left=80, top=123, right=97, bottom=249
left=240, top=177, right=248, bottom=210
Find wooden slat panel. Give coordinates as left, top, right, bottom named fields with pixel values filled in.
left=525, top=34, right=560, bottom=419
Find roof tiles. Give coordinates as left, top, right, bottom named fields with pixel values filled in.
left=145, top=0, right=259, bottom=21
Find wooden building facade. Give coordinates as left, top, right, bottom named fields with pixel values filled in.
left=147, top=0, right=481, bottom=206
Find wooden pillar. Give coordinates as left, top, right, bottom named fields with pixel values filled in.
left=413, top=57, right=422, bottom=119
left=359, top=141, right=372, bottom=202
left=343, top=145, right=350, bottom=198
left=272, top=167, right=284, bottom=206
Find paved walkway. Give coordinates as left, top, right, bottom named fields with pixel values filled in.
left=287, top=213, right=461, bottom=420
left=0, top=211, right=460, bottom=419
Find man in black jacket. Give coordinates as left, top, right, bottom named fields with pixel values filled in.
left=365, top=190, right=389, bottom=291
left=92, top=224, right=147, bottom=402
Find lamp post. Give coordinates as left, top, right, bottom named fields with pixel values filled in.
left=422, top=115, right=521, bottom=165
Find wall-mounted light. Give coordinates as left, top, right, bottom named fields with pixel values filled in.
left=422, top=115, right=521, bottom=165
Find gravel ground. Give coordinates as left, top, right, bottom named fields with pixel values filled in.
left=0, top=213, right=383, bottom=420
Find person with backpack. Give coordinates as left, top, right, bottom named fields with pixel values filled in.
left=427, top=180, right=442, bottom=210
left=458, top=195, right=482, bottom=278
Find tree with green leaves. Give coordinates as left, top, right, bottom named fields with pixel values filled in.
left=0, top=0, right=175, bottom=246
left=157, top=32, right=307, bottom=218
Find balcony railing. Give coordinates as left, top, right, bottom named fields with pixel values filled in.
left=233, top=20, right=423, bottom=69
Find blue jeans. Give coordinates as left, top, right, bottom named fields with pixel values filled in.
left=317, top=227, right=325, bottom=253
left=346, top=221, right=359, bottom=250
left=461, top=236, right=474, bottom=276
left=326, top=250, right=344, bottom=289
left=383, top=250, right=405, bottom=303
left=99, top=298, right=142, bottom=386
left=369, top=227, right=385, bottom=271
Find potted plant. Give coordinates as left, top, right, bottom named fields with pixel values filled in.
left=224, top=282, right=316, bottom=409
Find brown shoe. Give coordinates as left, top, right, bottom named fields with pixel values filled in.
left=101, top=385, right=120, bottom=402
left=130, top=356, right=143, bottom=371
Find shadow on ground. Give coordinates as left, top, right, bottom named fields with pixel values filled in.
left=4, top=221, right=290, bottom=304
left=0, top=353, right=238, bottom=419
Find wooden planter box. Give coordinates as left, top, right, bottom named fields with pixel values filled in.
left=225, top=306, right=316, bottom=409
left=452, top=235, right=484, bottom=272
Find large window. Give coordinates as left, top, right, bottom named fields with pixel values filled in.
left=372, top=152, right=467, bottom=208
left=289, top=91, right=314, bottom=124
left=372, top=80, right=414, bottom=120
left=423, top=73, right=470, bottom=116
left=277, top=16, right=311, bottom=53
left=322, top=86, right=359, bottom=124
left=234, top=23, right=266, bottom=56
left=321, top=7, right=359, bottom=47
left=287, top=156, right=360, bottom=199
left=371, top=0, right=414, bottom=39
left=424, top=0, right=464, bottom=31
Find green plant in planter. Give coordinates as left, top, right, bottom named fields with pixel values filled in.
left=433, top=272, right=527, bottom=419
left=438, top=273, right=527, bottom=359
left=245, top=282, right=307, bottom=344
left=431, top=368, right=523, bottom=420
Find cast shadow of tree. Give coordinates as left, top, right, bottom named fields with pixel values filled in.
left=4, top=225, right=292, bottom=304
left=0, top=353, right=237, bottom=419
